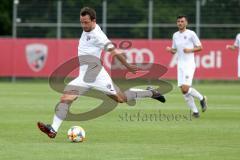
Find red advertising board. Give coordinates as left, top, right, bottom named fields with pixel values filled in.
left=0, top=38, right=238, bottom=80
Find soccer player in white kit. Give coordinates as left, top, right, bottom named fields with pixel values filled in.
left=226, top=33, right=240, bottom=78
left=37, top=7, right=166, bottom=138
left=166, top=15, right=207, bottom=118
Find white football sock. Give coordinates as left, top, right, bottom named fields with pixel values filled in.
left=184, top=93, right=199, bottom=113
left=124, top=89, right=153, bottom=101
left=188, top=88, right=203, bottom=101
left=51, top=114, right=63, bottom=132
left=51, top=102, right=69, bottom=132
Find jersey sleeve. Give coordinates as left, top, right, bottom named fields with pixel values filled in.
left=96, top=31, right=114, bottom=51
left=234, top=34, right=240, bottom=47
left=191, top=31, right=202, bottom=47
left=172, top=34, right=177, bottom=49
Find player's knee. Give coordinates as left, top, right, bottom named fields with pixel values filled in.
left=115, top=96, right=127, bottom=103
left=117, top=98, right=125, bottom=103
left=60, top=94, right=77, bottom=104
left=181, top=86, right=189, bottom=94
left=181, top=90, right=188, bottom=94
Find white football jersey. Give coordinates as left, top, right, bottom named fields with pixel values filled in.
left=78, top=24, right=111, bottom=58
left=234, top=33, right=240, bottom=54
left=172, top=29, right=201, bottom=67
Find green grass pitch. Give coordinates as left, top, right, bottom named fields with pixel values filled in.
left=0, top=80, right=239, bottom=160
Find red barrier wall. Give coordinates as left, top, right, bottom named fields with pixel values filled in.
left=0, top=38, right=237, bottom=80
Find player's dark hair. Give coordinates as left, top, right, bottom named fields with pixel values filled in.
left=80, top=7, right=96, bottom=21
left=177, top=15, right=188, bottom=21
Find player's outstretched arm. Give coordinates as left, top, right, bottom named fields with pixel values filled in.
left=109, top=48, right=138, bottom=74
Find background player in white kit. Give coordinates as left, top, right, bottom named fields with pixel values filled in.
left=166, top=15, right=207, bottom=118
left=37, top=7, right=166, bottom=138
left=226, top=33, right=240, bottom=78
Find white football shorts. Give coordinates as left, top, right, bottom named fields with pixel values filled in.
left=177, top=66, right=196, bottom=87
left=67, top=64, right=117, bottom=95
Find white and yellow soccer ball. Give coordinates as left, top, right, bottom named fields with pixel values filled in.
left=67, top=126, right=86, bottom=142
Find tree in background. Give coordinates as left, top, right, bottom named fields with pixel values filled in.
left=0, top=0, right=239, bottom=38
left=0, top=0, right=12, bottom=36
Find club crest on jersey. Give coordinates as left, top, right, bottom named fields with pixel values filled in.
left=107, top=84, right=112, bottom=89
left=106, top=84, right=114, bottom=91
left=86, top=35, right=91, bottom=41
left=25, top=43, right=48, bottom=72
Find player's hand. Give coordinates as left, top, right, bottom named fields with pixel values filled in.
left=127, top=64, right=138, bottom=74
left=183, top=48, right=193, bottom=53
left=166, top=46, right=176, bottom=54
left=166, top=46, right=172, bottom=52
left=226, top=45, right=236, bottom=51
left=226, top=45, right=231, bottom=49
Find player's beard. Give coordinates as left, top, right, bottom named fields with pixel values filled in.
left=83, top=25, right=95, bottom=32
left=178, top=25, right=186, bottom=32
left=83, top=27, right=91, bottom=32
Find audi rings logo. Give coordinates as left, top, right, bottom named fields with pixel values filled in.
left=104, top=48, right=154, bottom=70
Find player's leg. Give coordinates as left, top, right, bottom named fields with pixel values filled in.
left=37, top=77, right=89, bottom=138
left=181, top=84, right=204, bottom=102
left=178, top=68, right=199, bottom=117
left=37, top=92, right=78, bottom=138
left=51, top=90, right=79, bottom=131
left=187, top=87, right=207, bottom=112
left=92, top=68, right=165, bottom=103
left=181, top=84, right=199, bottom=117
left=107, top=89, right=127, bottom=103
left=180, top=67, right=207, bottom=114
left=108, top=89, right=165, bottom=103
left=123, top=88, right=165, bottom=103
left=183, top=67, right=207, bottom=112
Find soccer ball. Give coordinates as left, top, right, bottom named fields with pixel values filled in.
left=67, top=126, right=86, bottom=142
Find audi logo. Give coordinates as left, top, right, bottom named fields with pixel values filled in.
left=104, top=48, right=154, bottom=69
